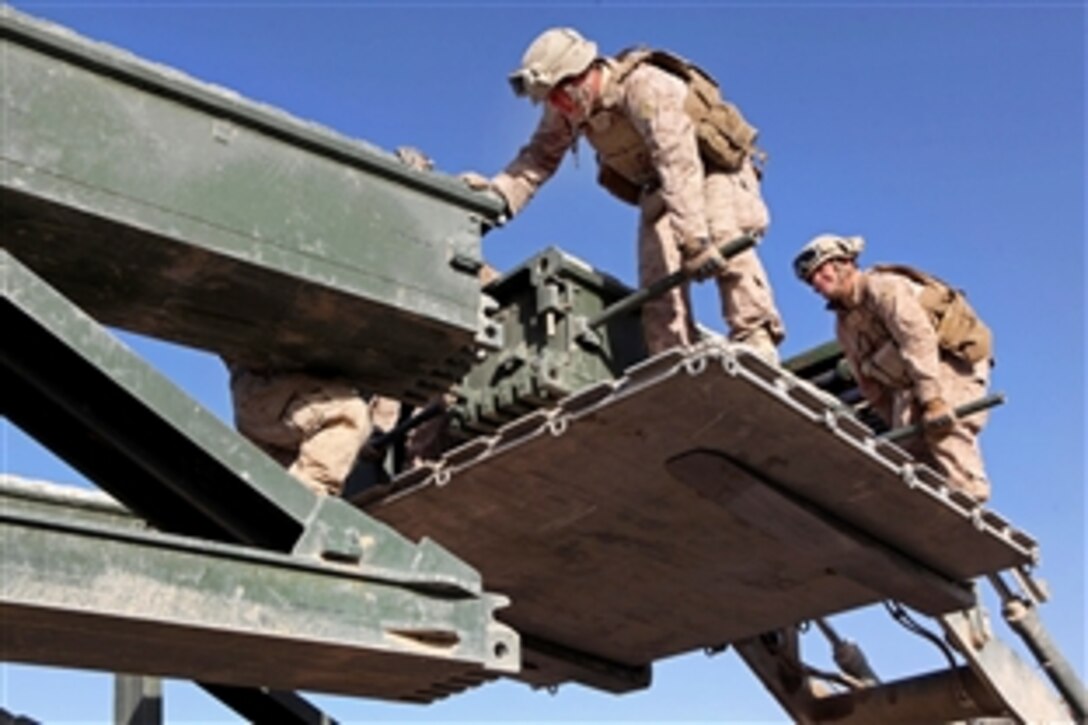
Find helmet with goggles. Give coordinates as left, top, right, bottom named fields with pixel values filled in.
left=508, top=28, right=598, bottom=103
left=793, top=234, right=865, bottom=281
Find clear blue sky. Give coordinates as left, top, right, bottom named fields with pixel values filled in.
left=2, top=1, right=1084, bottom=722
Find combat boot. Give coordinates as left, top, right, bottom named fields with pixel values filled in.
left=736, top=326, right=779, bottom=366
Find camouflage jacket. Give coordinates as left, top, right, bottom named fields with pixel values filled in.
left=490, top=59, right=709, bottom=244
left=834, top=268, right=944, bottom=420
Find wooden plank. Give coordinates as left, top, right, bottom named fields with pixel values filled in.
left=361, top=345, right=1036, bottom=687
left=666, top=450, right=972, bottom=615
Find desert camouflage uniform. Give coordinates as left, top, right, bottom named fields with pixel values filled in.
left=834, top=269, right=991, bottom=501
left=223, top=146, right=452, bottom=493
left=226, top=363, right=377, bottom=497
left=490, top=60, right=783, bottom=354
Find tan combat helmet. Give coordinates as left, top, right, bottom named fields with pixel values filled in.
left=508, top=27, right=598, bottom=103
left=793, top=234, right=865, bottom=281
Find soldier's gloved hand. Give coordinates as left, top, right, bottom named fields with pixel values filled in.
left=395, top=145, right=435, bottom=172
left=458, top=172, right=509, bottom=233
left=680, top=237, right=727, bottom=281
left=921, top=397, right=954, bottom=439
left=459, top=171, right=492, bottom=191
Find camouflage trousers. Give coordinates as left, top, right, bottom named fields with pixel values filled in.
left=638, top=158, right=785, bottom=355
left=891, top=355, right=992, bottom=502
left=229, top=368, right=371, bottom=497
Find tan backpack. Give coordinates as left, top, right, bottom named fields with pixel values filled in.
left=613, top=47, right=764, bottom=173
left=874, top=264, right=994, bottom=365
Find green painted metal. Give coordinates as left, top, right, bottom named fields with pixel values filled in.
left=451, top=247, right=647, bottom=437
left=0, top=476, right=518, bottom=701
left=783, top=340, right=859, bottom=397
left=0, top=248, right=512, bottom=602
left=449, top=248, right=867, bottom=437
left=449, top=245, right=859, bottom=437
left=0, top=5, right=503, bottom=403
left=783, top=340, right=843, bottom=377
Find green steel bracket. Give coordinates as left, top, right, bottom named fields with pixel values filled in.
left=0, top=5, right=503, bottom=405
left=451, top=247, right=647, bottom=437
left=0, top=248, right=517, bottom=618
left=0, top=476, right=519, bottom=700
left=451, top=241, right=803, bottom=437
left=784, top=341, right=859, bottom=397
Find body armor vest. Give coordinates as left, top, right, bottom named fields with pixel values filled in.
left=590, top=48, right=762, bottom=205
left=872, top=264, right=994, bottom=366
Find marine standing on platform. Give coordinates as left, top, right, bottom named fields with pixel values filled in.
left=793, top=234, right=995, bottom=502
left=461, top=27, right=784, bottom=362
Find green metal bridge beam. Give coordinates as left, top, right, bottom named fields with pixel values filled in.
left=1, top=7, right=521, bottom=716
left=1, top=5, right=504, bottom=404
left=0, top=250, right=518, bottom=712
left=0, top=476, right=516, bottom=702
left=0, top=249, right=494, bottom=591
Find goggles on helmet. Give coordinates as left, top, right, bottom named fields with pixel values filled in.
left=793, top=235, right=863, bottom=281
